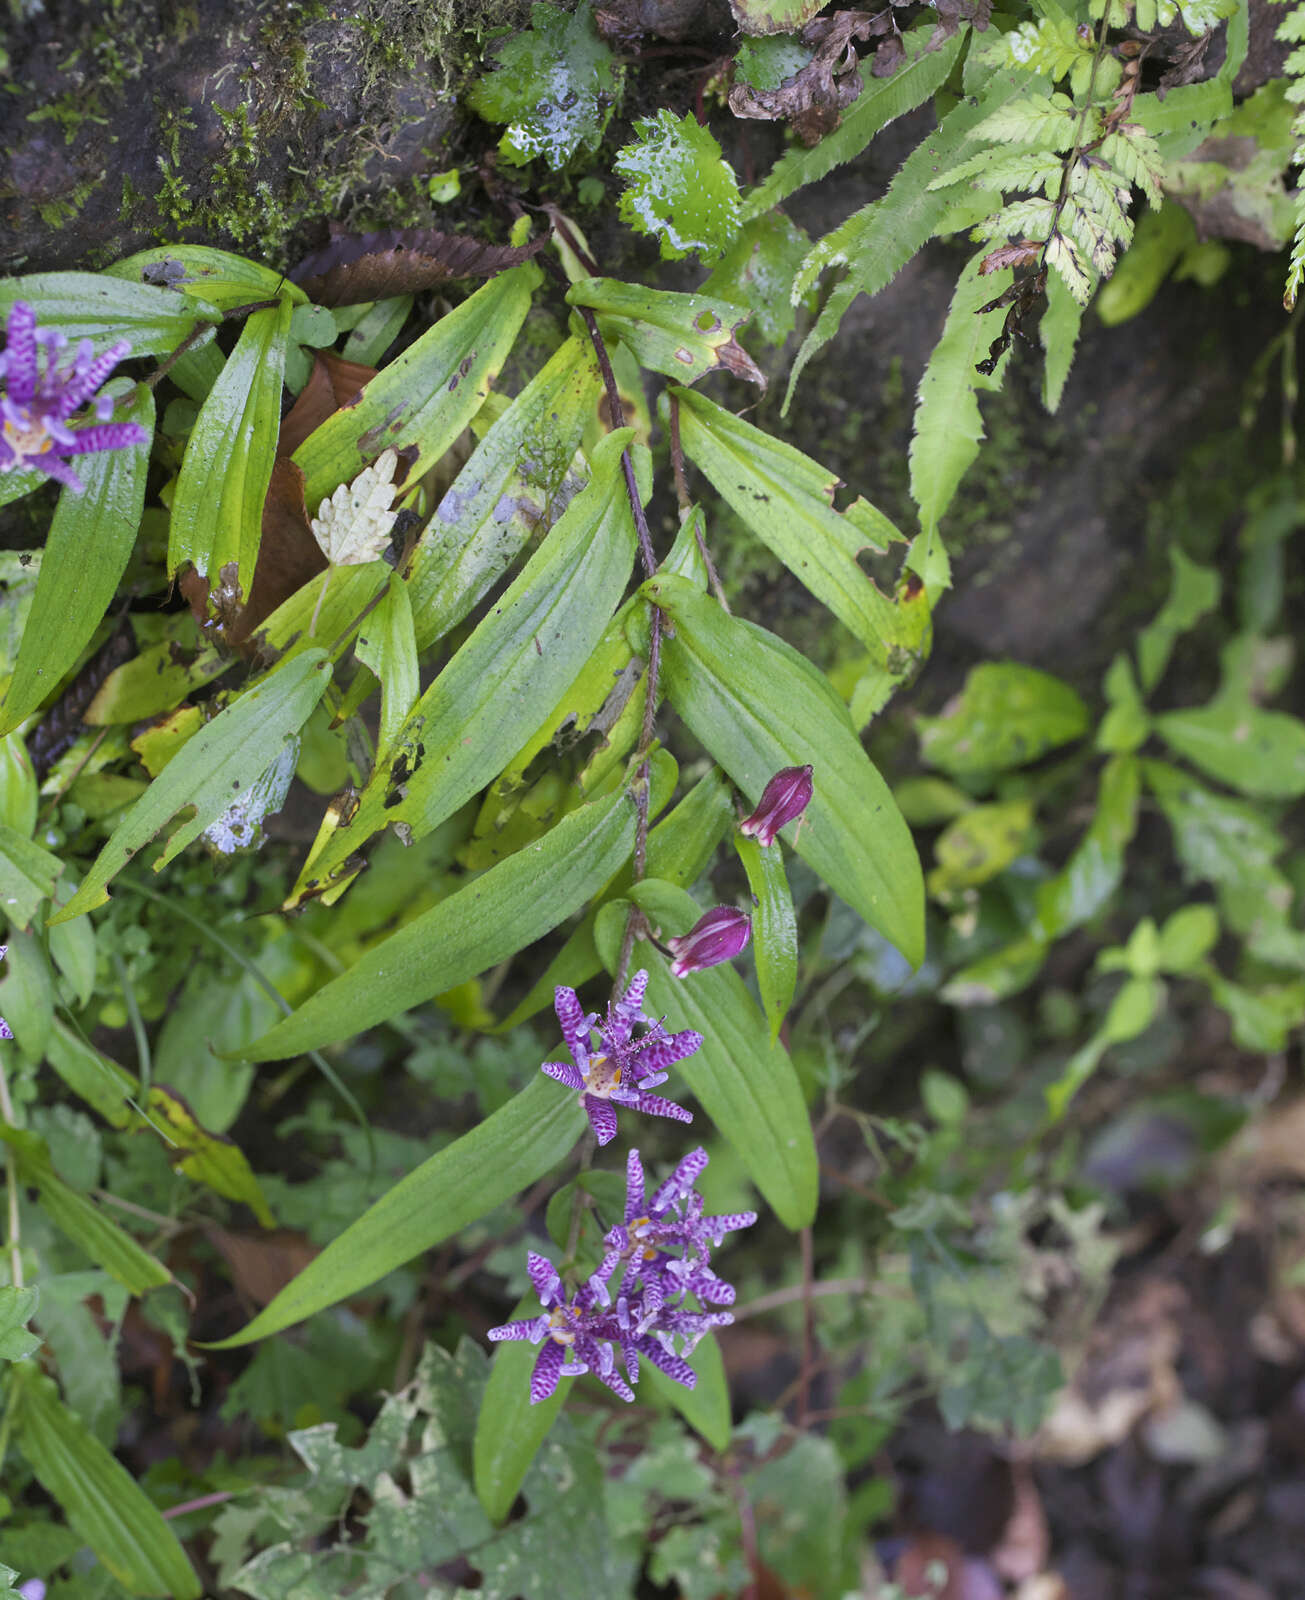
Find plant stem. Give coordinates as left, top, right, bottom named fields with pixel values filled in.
left=0, top=1052, right=22, bottom=1288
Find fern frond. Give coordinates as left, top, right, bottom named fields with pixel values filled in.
left=973, top=196, right=1058, bottom=240
left=1004, top=16, right=1095, bottom=93
left=973, top=92, right=1079, bottom=150
left=929, top=149, right=1064, bottom=193
left=1069, top=162, right=1134, bottom=245
left=1286, top=204, right=1305, bottom=310
left=1046, top=230, right=1094, bottom=302
left=1099, top=127, right=1164, bottom=207
left=1065, top=197, right=1122, bottom=273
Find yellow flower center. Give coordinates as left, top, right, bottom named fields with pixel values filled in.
left=581, top=1052, right=623, bottom=1100
left=2, top=411, right=53, bottom=464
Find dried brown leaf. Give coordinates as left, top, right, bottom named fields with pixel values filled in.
left=290, top=227, right=545, bottom=307
left=206, top=1225, right=320, bottom=1309
left=278, top=350, right=379, bottom=458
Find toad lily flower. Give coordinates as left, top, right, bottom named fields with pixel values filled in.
left=597, top=1147, right=757, bottom=1306
left=739, top=764, right=814, bottom=847
left=666, top=905, right=751, bottom=978
left=488, top=1252, right=638, bottom=1403
left=0, top=302, right=147, bottom=492
left=541, top=970, right=699, bottom=1146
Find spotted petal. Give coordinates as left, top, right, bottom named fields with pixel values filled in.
left=650, top=1146, right=708, bottom=1215
left=583, top=1095, right=619, bottom=1146
left=529, top=1338, right=567, bottom=1403
left=541, top=1058, right=584, bottom=1092
left=639, top=1029, right=703, bottom=1075
left=624, top=1090, right=693, bottom=1126
left=3, top=303, right=37, bottom=405
left=636, top=1336, right=697, bottom=1389
left=623, top=1148, right=647, bottom=1223
left=607, top=968, right=650, bottom=1046
left=553, top=985, right=592, bottom=1062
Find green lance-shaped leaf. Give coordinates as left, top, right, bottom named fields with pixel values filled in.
left=567, top=279, right=763, bottom=387
left=649, top=574, right=924, bottom=966
left=669, top=387, right=915, bottom=663
left=0, top=822, right=63, bottom=929
left=596, top=881, right=817, bottom=1230
left=0, top=1127, right=171, bottom=1295
left=354, top=571, right=419, bottom=761
left=239, top=782, right=638, bottom=1062
left=0, top=272, right=220, bottom=360
left=1040, top=270, right=1083, bottom=414
left=106, top=244, right=308, bottom=310
left=293, top=265, right=536, bottom=513
left=168, top=297, right=292, bottom=589
left=744, top=29, right=966, bottom=220
left=45, top=1019, right=137, bottom=1127
left=909, top=252, right=1013, bottom=553
left=11, top=1363, right=201, bottom=1599
left=209, top=1075, right=586, bottom=1347
left=735, top=833, right=798, bottom=1042
left=1155, top=696, right=1305, bottom=799
left=474, top=1298, right=574, bottom=1525
left=51, top=650, right=330, bottom=923
left=0, top=383, right=154, bottom=737
left=406, top=335, right=600, bottom=652
left=494, top=767, right=737, bottom=1033
left=144, top=1086, right=274, bottom=1227
left=0, top=1284, right=40, bottom=1362
left=302, top=429, right=639, bottom=889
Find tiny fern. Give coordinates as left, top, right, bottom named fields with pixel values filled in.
left=1275, top=0, right=1305, bottom=307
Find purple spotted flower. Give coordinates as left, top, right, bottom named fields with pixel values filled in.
left=739, top=764, right=814, bottom=847
left=0, top=302, right=147, bottom=492
left=488, top=1252, right=637, bottom=1402
left=597, top=1147, right=757, bottom=1307
left=541, top=970, right=699, bottom=1146
left=666, top=905, right=751, bottom=979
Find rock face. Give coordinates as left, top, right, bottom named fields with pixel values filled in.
left=0, top=0, right=481, bottom=273
left=0, top=0, right=1288, bottom=707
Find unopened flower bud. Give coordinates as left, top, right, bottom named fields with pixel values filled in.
left=738, top=765, right=813, bottom=846
left=667, top=906, right=751, bottom=978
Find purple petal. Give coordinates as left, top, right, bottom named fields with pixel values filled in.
left=488, top=1315, right=548, bottom=1344
left=607, top=968, right=649, bottom=1046
left=0, top=1016, right=11, bottom=1041
left=541, top=1059, right=583, bottom=1092
left=31, top=454, right=84, bottom=492
left=639, top=1029, right=703, bottom=1076
left=526, top=1251, right=562, bottom=1306
left=590, top=1359, right=635, bottom=1403
left=585, top=1095, right=618, bottom=1146
left=701, top=1208, right=759, bottom=1243
left=636, top=1336, right=697, bottom=1389
left=650, top=1147, right=708, bottom=1215
left=530, top=1338, right=566, bottom=1403
left=624, top=1148, right=646, bottom=1222
left=60, top=422, right=148, bottom=457
left=626, top=1091, right=693, bottom=1126
left=4, top=303, right=38, bottom=405
left=553, top=985, right=591, bottom=1060
left=51, top=340, right=131, bottom=418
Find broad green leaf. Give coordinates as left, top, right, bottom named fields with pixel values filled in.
left=143, top=1087, right=273, bottom=1226
left=1143, top=759, right=1285, bottom=891
left=52, top=650, right=330, bottom=922
left=699, top=212, right=815, bottom=347
left=0, top=928, right=53, bottom=1058
left=257, top=560, right=390, bottom=671
left=0, top=383, right=154, bottom=736
left=1205, top=969, right=1305, bottom=1051
left=0, top=272, right=219, bottom=359
left=106, top=244, right=307, bottom=309
left=669, top=387, right=918, bottom=665
left=0, top=1127, right=171, bottom=1294
left=909, top=252, right=1012, bottom=544
left=918, top=662, right=1089, bottom=776
left=342, top=295, right=413, bottom=363
left=0, top=1284, right=40, bottom=1362
left=466, top=1, right=620, bottom=168
left=168, top=297, right=291, bottom=589
left=474, top=1299, right=573, bottom=1525
left=1156, top=696, right=1305, bottom=798
left=598, top=881, right=817, bottom=1230
left=210, top=1076, right=586, bottom=1346
left=650, top=574, right=924, bottom=965
left=354, top=572, right=418, bottom=760
left=927, top=799, right=1034, bottom=897
left=0, top=821, right=62, bottom=929
left=1040, top=269, right=1083, bottom=413
left=787, top=71, right=1023, bottom=403
left=1098, top=653, right=1150, bottom=754
left=1156, top=905, right=1219, bottom=972
left=735, top=833, right=798, bottom=1042
left=746, top=29, right=963, bottom=220
left=303, top=430, right=638, bottom=888
left=493, top=767, right=736, bottom=1032
left=1137, top=548, right=1219, bottom=691
left=615, top=110, right=742, bottom=263
left=643, top=1333, right=731, bottom=1452
left=12, top=1362, right=201, bottom=1599
left=567, top=279, right=762, bottom=386
left=83, top=637, right=230, bottom=724
left=944, top=756, right=1139, bottom=1004
left=406, top=336, right=599, bottom=651
left=292, top=267, right=536, bottom=513
left=239, top=783, right=637, bottom=1062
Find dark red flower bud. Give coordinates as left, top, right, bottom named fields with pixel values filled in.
left=666, top=906, right=752, bottom=978
left=738, top=765, right=813, bottom=847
